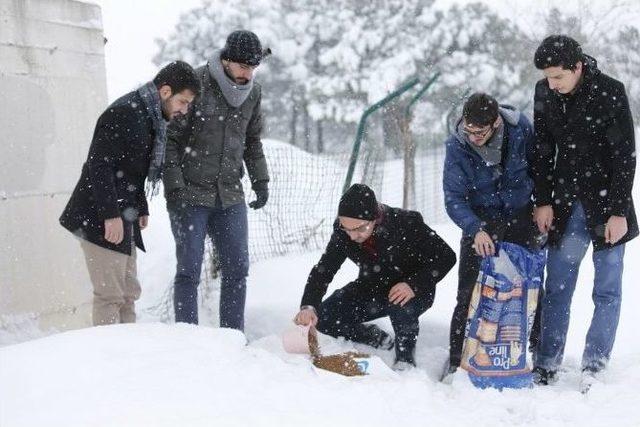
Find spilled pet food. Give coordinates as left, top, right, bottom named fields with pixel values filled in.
left=307, top=327, right=369, bottom=376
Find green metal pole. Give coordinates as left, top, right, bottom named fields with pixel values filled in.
left=400, top=72, right=440, bottom=210
left=342, top=77, right=420, bottom=194
left=404, top=72, right=440, bottom=118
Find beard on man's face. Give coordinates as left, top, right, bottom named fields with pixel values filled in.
left=160, top=103, right=170, bottom=121
left=223, top=64, right=250, bottom=85
left=160, top=101, right=177, bottom=121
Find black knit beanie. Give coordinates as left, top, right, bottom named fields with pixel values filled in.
left=338, top=184, right=378, bottom=220
left=221, top=30, right=263, bottom=66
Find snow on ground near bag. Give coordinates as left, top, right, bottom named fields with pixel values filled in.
left=2, top=140, right=640, bottom=426
left=3, top=226, right=640, bottom=426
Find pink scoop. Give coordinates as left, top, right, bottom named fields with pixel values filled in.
left=282, top=324, right=313, bottom=354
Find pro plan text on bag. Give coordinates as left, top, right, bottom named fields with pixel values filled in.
left=461, top=242, right=546, bottom=389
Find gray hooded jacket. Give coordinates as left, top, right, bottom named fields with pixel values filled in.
left=455, top=105, right=521, bottom=166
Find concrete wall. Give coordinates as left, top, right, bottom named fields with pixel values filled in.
left=0, top=0, right=107, bottom=340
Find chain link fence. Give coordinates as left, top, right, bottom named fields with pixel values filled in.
left=147, top=112, right=449, bottom=323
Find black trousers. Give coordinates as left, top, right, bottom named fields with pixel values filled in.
left=448, top=236, right=481, bottom=367
left=317, top=279, right=435, bottom=362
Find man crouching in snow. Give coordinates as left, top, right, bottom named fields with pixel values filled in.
left=293, top=184, right=456, bottom=370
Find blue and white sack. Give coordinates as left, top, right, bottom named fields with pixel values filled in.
left=461, top=241, right=546, bottom=389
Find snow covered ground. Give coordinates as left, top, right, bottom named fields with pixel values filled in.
left=2, top=166, right=640, bottom=426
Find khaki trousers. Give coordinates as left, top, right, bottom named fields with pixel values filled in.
left=80, top=239, right=141, bottom=326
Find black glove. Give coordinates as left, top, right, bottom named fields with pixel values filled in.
left=249, top=188, right=269, bottom=209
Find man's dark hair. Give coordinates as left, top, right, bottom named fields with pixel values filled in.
left=153, top=60, right=201, bottom=95
left=462, top=92, right=499, bottom=127
left=534, top=35, right=583, bottom=71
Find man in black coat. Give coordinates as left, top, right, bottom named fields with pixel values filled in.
left=60, top=61, right=200, bottom=326
left=530, top=35, right=637, bottom=387
left=293, top=184, right=456, bottom=369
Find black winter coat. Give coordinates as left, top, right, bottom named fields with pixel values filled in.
left=300, top=206, right=457, bottom=309
left=531, top=56, right=638, bottom=250
left=59, top=91, right=153, bottom=255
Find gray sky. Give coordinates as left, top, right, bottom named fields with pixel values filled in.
left=90, top=0, right=637, bottom=101
left=90, top=0, right=202, bottom=100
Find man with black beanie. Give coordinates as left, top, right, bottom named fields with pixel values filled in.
left=293, top=184, right=456, bottom=370
left=163, top=30, right=270, bottom=330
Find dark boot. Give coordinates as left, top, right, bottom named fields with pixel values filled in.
left=532, top=366, right=557, bottom=385
left=363, top=324, right=394, bottom=350
left=440, top=360, right=458, bottom=383
left=394, top=333, right=416, bottom=366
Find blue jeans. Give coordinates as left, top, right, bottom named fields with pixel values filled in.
left=535, top=202, right=625, bottom=372
left=168, top=200, right=249, bottom=330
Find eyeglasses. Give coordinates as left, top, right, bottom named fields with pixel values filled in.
left=339, top=221, right=372, bottom=233
left=462, top=125, right=493, bottom=138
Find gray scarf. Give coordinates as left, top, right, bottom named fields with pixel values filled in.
left=456, top=118, right=504, bottom=166
left=208, top=49, right=253, bottom=108
left=455, top=106, right=521, bottom=166
left=137, top=81, right=167, bottom=198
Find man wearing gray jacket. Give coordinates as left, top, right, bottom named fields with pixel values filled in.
left=163, top=30, right=270, bottom=330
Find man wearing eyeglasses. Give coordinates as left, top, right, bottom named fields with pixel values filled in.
left=441, top=92, right=539, bottom=381
left=293, top=184, right=456, bottom=370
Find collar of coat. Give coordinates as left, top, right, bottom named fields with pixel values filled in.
left=555, top=54, right=601, bottom=104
